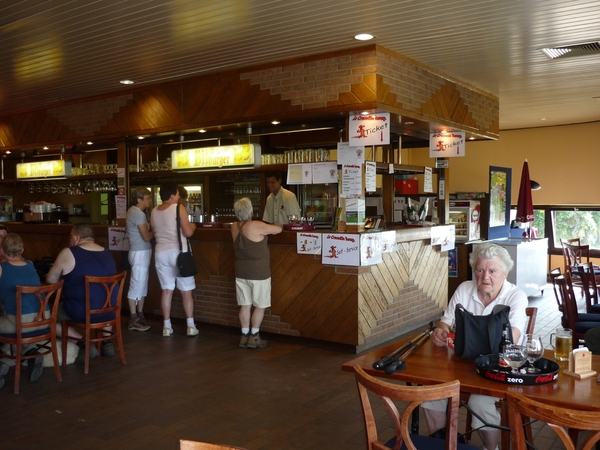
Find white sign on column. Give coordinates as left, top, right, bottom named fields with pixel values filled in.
left=429, top=132, right=465, bottom=158
left=349, top=112, right=390, bottom=146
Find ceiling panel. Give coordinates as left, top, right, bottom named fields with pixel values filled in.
left=0, top=0, right=599, bottom=130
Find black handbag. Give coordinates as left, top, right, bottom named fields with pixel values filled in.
left=175, top=204, right=198, bottom=278
left=453, top=303, right=512, bottom=360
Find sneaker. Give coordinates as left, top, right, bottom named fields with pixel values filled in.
left=75, top=344, right=100, bottom=365
left=239, top=333, right=249, bottom=348
left=246, top=332, right=267, bottom=349
left=25, top=348, right=44, bottom=381
left=187, top=326, right=199, bottom=337
left=128, top=317, right=150, bottom=332
left=163, top=327, right=173, bottom=337
left=138, top=317, right=148, bottom=327
left=101, top=341, right=115, bottom=358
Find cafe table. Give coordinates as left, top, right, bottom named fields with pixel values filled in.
left=342, top=334, right=600, bottom=446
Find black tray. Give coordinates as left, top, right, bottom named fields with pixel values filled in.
left=474, top=354, right=560, bottom=385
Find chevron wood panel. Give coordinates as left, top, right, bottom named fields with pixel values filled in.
left=0, top=111, right=75, bottom=147
left=421, top=82, right=478, bottom=129
left=357, top=238, right=447, bottom=346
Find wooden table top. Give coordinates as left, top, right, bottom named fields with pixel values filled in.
left=342, top=335, right=600, bottom=412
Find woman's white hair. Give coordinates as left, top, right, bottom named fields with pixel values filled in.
left=469, top=243, right=514, bottom=274
left=234, top=197, right=253, bottom=221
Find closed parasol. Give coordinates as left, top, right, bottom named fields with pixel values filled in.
left=516, top=160, right=534, bottom=236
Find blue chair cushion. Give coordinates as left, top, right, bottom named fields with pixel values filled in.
left=385, top=434, right=478, bottom=449
left=574, top=322, right=600, bottom=335
left=588, top=304, right=600, bottom=314
left=0, top=326, right=50, bottom=339
left=579, top=313, right=600, bottom=322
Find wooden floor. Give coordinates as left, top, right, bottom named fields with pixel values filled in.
left=0, top=285, right=571, bottom=449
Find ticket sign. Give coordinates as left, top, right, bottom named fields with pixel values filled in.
left=429, top=132, right=465, bottom=158
left=349, top=112, right=390, bottom=146
left=172, top=144, right=260, bottom=171
left=17, top=160, right=72, bottom=179
left=322, top=233, right=360, bottom=266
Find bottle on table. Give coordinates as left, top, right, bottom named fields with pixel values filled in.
left=498, top=322, right=512, bottom=368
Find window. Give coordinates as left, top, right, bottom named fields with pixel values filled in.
left=552, top=209, right=600, bottom=249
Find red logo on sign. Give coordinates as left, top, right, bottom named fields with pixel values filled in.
left=534, top=373, right=556, bottom=383
left=486, top=371, right=507, bottom=382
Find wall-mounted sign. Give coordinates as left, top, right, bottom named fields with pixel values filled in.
left=429, top=132, right=465, bottom=158
left=171, top=144, right=260, bottom=171
left=17, top=160, right=72, bottom=180
left=349, top=112, right=390, bottom=146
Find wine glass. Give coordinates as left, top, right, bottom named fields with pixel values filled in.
left=523, top=334, right=544, bottom=373
left=503, top=344, right=527, bottom=374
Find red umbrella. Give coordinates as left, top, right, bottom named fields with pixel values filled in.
left=516, top=160, right=534, bottom=235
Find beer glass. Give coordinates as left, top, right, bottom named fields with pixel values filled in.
left=550, top=327, right=572, bottom=361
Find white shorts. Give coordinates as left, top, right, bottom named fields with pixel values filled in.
left=128, top=249, right=151, bottom=300
left=155, top=249, right=196, bottom=292
left=423, top=394, right=500, bottom=431
left=236, top=278, right=271, bottom=308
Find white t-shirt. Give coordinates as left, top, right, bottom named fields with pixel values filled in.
left=440, top=279, right=528, bottom=337
left=151, top=204, right=190, bottom=254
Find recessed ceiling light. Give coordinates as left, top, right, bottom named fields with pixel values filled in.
left=360, top=111, right=370, bottom=115
left=404, top=121, right=414, bottom=125
left=87, top=141, right=93, bottom=145
left=120, top=79, right=134, bottom=85
left=43, top=146, right=49, bottom=150
left=137, top=136, right=145, bottom=140
left=539, top=117, right=549, bottom=121
left=199, top=129, right=207, bottom=133
left=271, top=120, right=280, bottom=125
left=469, top=136, right=475, bottom=140
left=5, top=151, right=10, bottom=155
left=355, top=33, right=374, bottom=41
left=440, top=130, right=448, bottom=134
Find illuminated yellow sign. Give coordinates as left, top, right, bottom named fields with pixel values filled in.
left=17, top=160, right=72, bottom=179
left=171, top=144, right=260, bottom=171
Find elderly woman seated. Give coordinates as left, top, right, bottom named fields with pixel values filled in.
left=0, top=233, right=46, bottom=390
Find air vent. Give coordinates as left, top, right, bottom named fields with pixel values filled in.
left=541, top=41, right=600, bottom=59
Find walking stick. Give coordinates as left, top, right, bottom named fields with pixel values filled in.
left=372, top=321, right=435, bottom=372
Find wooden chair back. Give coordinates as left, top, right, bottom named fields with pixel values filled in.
left=525, top=307, right=537, bottom=335
left=0, top=280, right=64, bottom=394
left=180, top=440, right=247, bottom=450
left=555, top=274, right=586, bottom=341
left=549, top=268, right=568, bottom=327
left=62, top=271, right=127, bottom=374
left=577, top=262, right=600, bottom=313
left=507, top=391, right=600, bottom=450
left=353, top=364, right=465, bottom=450
left=561, top=240, right=590, bottom=289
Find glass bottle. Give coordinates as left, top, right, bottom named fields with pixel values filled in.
left=498, top=323, right=512, bottom=368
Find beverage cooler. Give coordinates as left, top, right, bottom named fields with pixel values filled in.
left=298, top=184, right=338, bottom=228
left=448, top=200, right=481, bottom=242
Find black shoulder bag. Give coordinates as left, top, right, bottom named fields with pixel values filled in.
left=453, top=303, right=512, bottom=360
left=175, top=204, right=198, bottom=277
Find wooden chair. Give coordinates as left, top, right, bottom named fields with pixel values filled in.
left=465, top=307, right=537, bottom=448
left=62, top=271, right=127, bottom=374
left=554, top=274, right=600, bottom=344
left=507, top=390, right=600, bottom=450
left=353, top=364, right=477, bottom=450
left=560, top=239, right=599, bottom=295
left=0, top=280, right=64, bottom=394
left=180, top=440, right=247, bottom=450
left=576, top=262, right=600, bottom=314
left=549, top=267, right=567, bottom=326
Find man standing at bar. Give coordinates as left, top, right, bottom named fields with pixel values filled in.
left=126, top=187, right=153, bottom=331
left=262, top=172, right=300, bottom=226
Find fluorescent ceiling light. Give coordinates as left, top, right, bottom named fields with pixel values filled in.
left=355, top=33, right=374, bottom=41
left=120, top=79, right=135, bottom=85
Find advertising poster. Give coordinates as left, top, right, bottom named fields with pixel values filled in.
left=297, top=232, right=321, bottom=255
left=108, top=227, right=129, bottom=251
left=322, top=233, right=360, bottom=266
left=448, top=248, right=458, bottom=277
left=360, top=233, right=383, bottom=266
left=349, top=112, right=390, bottom=146
left=429, top=132, right=465, bottom=158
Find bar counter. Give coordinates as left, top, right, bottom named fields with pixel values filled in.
left=11, top=222, right=448, bottom=353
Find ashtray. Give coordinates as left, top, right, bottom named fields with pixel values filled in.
left=474, top=354, right=560, bottom=385
left=283, top=224, right=315, bottom=231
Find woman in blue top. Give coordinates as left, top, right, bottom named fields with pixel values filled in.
left=0, top=233, right=46, bottom=388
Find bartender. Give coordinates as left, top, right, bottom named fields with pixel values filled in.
left=262, top=172, right=300, bottom=226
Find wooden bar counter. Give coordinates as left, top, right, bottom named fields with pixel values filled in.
left=10, top=222, right=448, bottom=353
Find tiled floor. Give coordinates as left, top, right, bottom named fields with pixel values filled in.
left=0, top=284, right=579, bottom=449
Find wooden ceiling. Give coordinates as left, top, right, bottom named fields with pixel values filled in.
left=1, top=0, right=599, bottom=131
